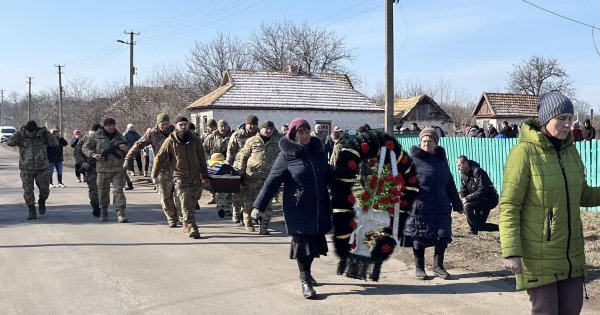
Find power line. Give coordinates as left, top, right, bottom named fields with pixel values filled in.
left=140, top=1, right=236, bottom=33
left=311, top=0, right=371, bottom=25
left=520, top=0, right=600, bottom=31
left=323, top=3, right=383, bottom=28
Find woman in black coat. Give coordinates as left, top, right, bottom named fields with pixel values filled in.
left=403, top=128, right=463, bottom=280
left=253, top=118, right=331, bottom=299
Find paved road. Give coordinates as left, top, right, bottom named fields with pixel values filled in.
left=0, top=145, right=595, bottom=315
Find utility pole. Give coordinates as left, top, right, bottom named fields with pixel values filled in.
left=56, top=65, right=64, bottom=133
left=384, top=0, right=398, bottom=134
left=26, top=77, right=33, bottom=121
left=117, top=30, right=140, bottom=90
left=0, top=89, right=4, bottom=125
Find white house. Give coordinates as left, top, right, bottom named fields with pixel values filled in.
left=471, top=92, right=538, bottom=128
left=186, top=68, right=383, bottom=135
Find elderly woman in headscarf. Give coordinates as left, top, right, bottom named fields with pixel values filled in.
left=403, top=128, right=463, bottom=280
left=252, top=118, right=331, bottom=299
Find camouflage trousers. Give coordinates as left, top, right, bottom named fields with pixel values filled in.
left=157, top=170, right=182, bottom=224
left=85, top=170, right=99, bottom=206
left=242, top=177, right=272, bottom=228
left=20, top=169, right=50, bottom=206
left=232, top=186, right=245, bottom=220
left=97, top=170, right=127, bottom=215
left=173, top=177, right=201, bottom=226
left=215, top=192, right=232, bottom=212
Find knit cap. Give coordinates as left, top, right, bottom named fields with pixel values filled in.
left=245, top=115, right=259, bottom=125
left=419, top=127, right=440, bottom=144
left=287, top=118, right=311, bottom=141
left=174, top=116, right=189, bottom=124
left=537, top=91, right=574, bottom=126
left=103, top=118, right=116, bottom=126
left=260, top=120, right=275, bottom=129
left=207, top=119, right=217, bottom=128
left=156, top=113, right=170, bottom=124
left=24, top=120, right=38, bottom=132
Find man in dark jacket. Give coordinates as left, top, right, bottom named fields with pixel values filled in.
left=456, top=155, right=499, bottom=235
left=486, top=124, right=498, bottom=138
left=582, top=119, right=595, bottom=141
left=500, top=121, right=515, bottom=138
left=47, top=129, right=69, bottom=187
left=124, top=123, right=143, bottom=176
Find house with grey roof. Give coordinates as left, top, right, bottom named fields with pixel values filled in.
left=393, top=94, right=452, bottom=131
left=186, top=67, right=383, bottom=134
left=471, top=92, right=538, bottom=128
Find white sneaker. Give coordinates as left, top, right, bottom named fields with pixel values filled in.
left=50, top=184, right=55, bottom=188
left=57, top=183, right=66, bottom=188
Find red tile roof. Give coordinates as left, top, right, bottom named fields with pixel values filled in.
left=473, top=92, right=538, bottom=118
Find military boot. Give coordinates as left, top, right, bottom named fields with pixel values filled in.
left=91, top=202, right=101, bottom=217
left=259, top=225, right=270, bottom=235
left=117, top=210, right=129, bottom=223
left=26, top=204, right=37, bottom=220
left=299, top=272, right=316, bottom=299
left=38, top=199, right=46, bottom=215
left=188, top=224, right=201, bottom=239
left=99, top=208, right=108, bottom=222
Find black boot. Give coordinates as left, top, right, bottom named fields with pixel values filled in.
left=414, top=248, right=427, bottom=280
left=38, top=200, right=46, bottom=215
left=299, top=272, right=316, bottom=299
left=27, top=204, right=37, bottom=220
left=91, top=202, right=101, bottom=217
left=433, top=250, right=451, bottom=280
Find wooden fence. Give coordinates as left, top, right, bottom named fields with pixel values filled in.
left=395, top=137, right=600, bottom=212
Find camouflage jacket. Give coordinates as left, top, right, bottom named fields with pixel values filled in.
left=83, top=128, right=128, bottom=173
left=203, top=129, right=233, bottom=158
left=226, top=127, right=257, bottom=168
left=238, top=133, right=282, bottom=179
left=152, top=131, right=208, bottom=180
left=126, top=124, right=174, bottom=171
left=6, top=126, right=59, bottom=171
left=73, top=134, right=96, bottom=171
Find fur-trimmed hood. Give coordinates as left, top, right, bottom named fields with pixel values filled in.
left=279, top=136, right=324, bottom=157
left=410, top=145, right=447, bottom=160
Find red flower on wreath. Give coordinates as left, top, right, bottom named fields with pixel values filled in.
left=362, top=205, right=369, bottom=212
left=373, top=204, right=380, bottom=210
left=361, top=191, right=370, bottom=201
left=408, top=176, right=418, bottom=185
left=347, top=194, right=356, bottom=204
left=385, top=140, right=395, bottom=150
left=360, top=142, right=369, bottom=154
left=350, top=220, right=357, bottom=229
left=386, top=173, right=394, bottom=181
left=381, top=244, right=392, bottom=254
left=391, top=188, right=401, bottom=196
left=376, top=188, right=384, bottom=194
left=369, top=158, right=377, bottom=167
left=347, top=160, right=357, bottom=171
left=386, top=207, right=395, bottom=215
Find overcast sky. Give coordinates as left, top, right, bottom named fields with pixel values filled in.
left=1, top=0, right=598, bottom=108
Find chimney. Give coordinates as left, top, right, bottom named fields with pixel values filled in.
left=287, top=64, right=299, bottom=75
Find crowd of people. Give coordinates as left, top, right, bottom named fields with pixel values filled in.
left=3, top=91, right=599, bottom=312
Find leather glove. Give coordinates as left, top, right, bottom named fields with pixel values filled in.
left=123, top=158, right=134, bottom=171
left=251, top=208, right=262, bottom=221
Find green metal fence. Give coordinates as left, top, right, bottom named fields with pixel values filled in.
left=395, top=136, right=600, bottom=212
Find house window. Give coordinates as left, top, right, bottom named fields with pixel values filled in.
left=315, top=120, right=331, bottom=135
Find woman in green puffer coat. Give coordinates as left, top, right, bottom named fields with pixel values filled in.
left=500, top=91, right=600, bottom=315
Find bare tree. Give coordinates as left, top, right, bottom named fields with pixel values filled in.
left=507, top=55, right=575, bottom=97
left=249, top=21, right=354, bottom=74
left=186, top=32, right=254, bottom=95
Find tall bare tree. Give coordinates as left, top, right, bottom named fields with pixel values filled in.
left=507, top=55, right=575, bottom=97
left=249, top=21, right=354, bottom=74
left=186, top=32, right=254, bottom=95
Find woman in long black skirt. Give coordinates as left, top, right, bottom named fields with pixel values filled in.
left=253, top=118, right=332, bottom=299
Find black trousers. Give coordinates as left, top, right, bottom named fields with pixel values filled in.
left=134, top=152, right=143, bottom=173
left=463, top=199, right=498, bottom=233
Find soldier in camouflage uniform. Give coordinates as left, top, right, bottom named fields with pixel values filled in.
left=83, top=118, right=130, bottom=223
left=124, top=113, right=183, bottom=227
left=153, top=116, right=208, bottom=239
left=204, top=119, right=233, bottom=216
left=227, top=115, right=259, bottom=224
left=6, top=120, right=59, bottom=220
left=237, top=120, right=281, bottom=234
left=73, top=123, right=103, bottom=217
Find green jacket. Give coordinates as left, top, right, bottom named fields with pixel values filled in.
left=226, top=127, right=257, bottom=167
left=6, top=126, right=58, bottom=171
left=82, top=129, right=128, bottom=173
left=152, top=131, right=208, bottom=180
left=237, top=133, right=281, bottom=179
left=499, top=119, right=600, bottom=290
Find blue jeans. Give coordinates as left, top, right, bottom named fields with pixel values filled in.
left=48, top=161, right=63, bottom=184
